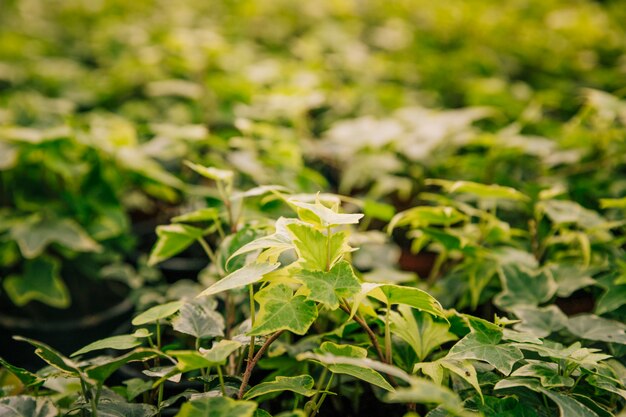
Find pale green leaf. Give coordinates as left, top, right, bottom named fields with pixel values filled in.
left=388, top=206, right=466, bottom=232
left=132, top=301, right=184, bottom=325
left=249, top=284, right=318, bottom=336
left=85, top=349, right=163, bottom=382
left=184, top=161, right=234, bottom=183
left=243, top=375, right=316, bottom=400
left=227, top=218, right=296, bottom=266
left=170, top=340, right=242, bottom=372
left=199, top=263, right=280, bottom=297
left=290, top=199, right=363, bottom=227
left=95, top=398, right=157, bottom=417
left=367, top=284, right=445, bottom=319
left=297, top=261, right=361, bottom=309
left=391, top=305, right=456, bottom=361
left=511, top=362, right=574, bottom=388
left=287, top=223, right=350, bottom=271
left=512, top=305, right=567, bottom=338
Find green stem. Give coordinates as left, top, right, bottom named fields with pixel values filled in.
left=427, top=250, right=447, bottom=285
left=157, top=384, right=164, bottom=416
left=326, top=226, right=332, bottom=272
left=247, top=284, right=257, bottom=380
left=311, top=373, right=334, bottom=416
left=198, top=236, right=218, bottom=265
left=384, top=303, right=392, bottom=364
left=217, top=366, right=227, bottom=396
left=310, top=367, right=329, bottom=407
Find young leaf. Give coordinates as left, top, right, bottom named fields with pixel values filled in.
left=287, top=223, right=350, bottom=271
left=388, top=206, right=466, bottom=232
left=148, top=224, right=205, bottom=266
left=184, top=161, right=234, bottom=183
left=170, top=340, right=242, bottom=372
left=172, top=207, right=220, bottom=223
left=227, top=218, right=296, bottom=266
left=297, top=261, right=361, bottom=309
left=172, top=297, right=225, bottom=339
left=390, top=305, right=457, bottom=361
left=199, top=263, right=280, bottom=297
left=3, top=257, right=70, bottom=308
left=290, top=200, right=363, bottom=227
left=175, top=396, right=257, bottom=417
left=71, top=329, right=152, bottom=357
left=510, top=362, right=574, bottom=388
left=0, top=396, right=58, bottom=417
left=366, top=284, right=445, bottom=320
left=249, top=284, right=318, bottom=336
left=243, top=375, right=317, bottom=400
left=132, top=301, right=185, bottom=326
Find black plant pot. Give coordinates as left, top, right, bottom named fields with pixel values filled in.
left=0, top=279, right=133, bottom=370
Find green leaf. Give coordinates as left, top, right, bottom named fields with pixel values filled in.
left=297, top=261, right=361, bottom=309
left=287, top=223, right=350, bottom=271
left=495, top=378, right=599, bottom=417
left=495, top=264, right=557, bottom=311
left=427, top=179, right=529, bottom=201
left=0, top=141, right=18, bottom=170
left=366, top=284, right=445, bottom=319
left=249, top=284, right=318, bottom=336
left=0, top=396, right=58, bottom=417
left=511, top=305, right=567, bottom=338
left=199, top=263, right=280, bottom=297
left=175, top=396, right=257, bottom=417
left=132, top=301, right=184, bottom=325
left=0, top=357, right=44, bottom=388
left=123, top=378, right=154, bottom=401
left=227, top=218, right=296, bottom=266
left=171, top=340, right=242, bottom=372
left=391, top=305, right=457, bottom=361
left=10, top=216, right=101, bottom=258
left=511, top=362, right=574, bottom=388
left=71, top=329, right=152, bottom=357
left=385, top=377, right=477, bottom=417
left=595, top=283, right=626, bottom=315
left=184, top=161, right=234, bottom=183
left=172, top=297, right=225, bottom=339
left=85, top=349, right=163, bottom=382
left=13, top=336, right=82, bottom=376
left=243, top=375, right=316, bottom=400
left=539, top=200, right=606, bottom=229
left=363, top=200, right=396, bottom=221
left=547, top=264, right=596, bottom=298
left=319, top=342, right=367, bottom=358
left=148, top=224, right=205, bottom=266
left=388, top=206, right=466, bottom=232
left=172, top=208, right=220, bottom=223
left=3, top=257, right=70, bottom=308
left=290, top=199, right=363, bottom=227
left=95, top=398, right=157, bottom=417
left=447, top=318, right=523, bottom=375
left=566, top=314, right=626, bottom=344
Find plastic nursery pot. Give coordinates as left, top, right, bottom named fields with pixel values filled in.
left=0, top=280, right=133, bottom=370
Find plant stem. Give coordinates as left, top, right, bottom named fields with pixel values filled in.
left=238, top=330, right=285, bottom=399
left=247, top=284, right=257, bottom=379
left=339, top=302, right=385, bottom=363
left=427, top=250, right=447, bottom=285
left=156, top=384, right=164, bottom=416
left=198, top=236, right=218, bottom=265
left=310, top=373, right=334, bottom=416
left=384, top=303, right=392, bottom=364
left=217, top=366, right=227, bottom=396
left=310, top=367, right=328, bottom=407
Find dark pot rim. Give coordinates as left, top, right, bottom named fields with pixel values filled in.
left=0, top=296, right=134, bottom=333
